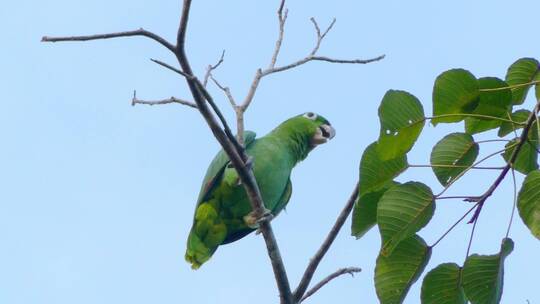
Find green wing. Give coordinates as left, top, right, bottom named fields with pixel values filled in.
left=186, top=132, right=257, bottom=269
left=222, top=178, right=292, bottom=244
left=195, top=131, right=257, bottom=204
left=270, top=178, right=292, bottom=216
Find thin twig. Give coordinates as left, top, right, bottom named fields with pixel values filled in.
left=262, top=55, right=386, bottom=76
left=300, top=267, right=362, bottom=303
left=465, top=209, right=481, bottom=258
left=309, top=18, right=336, bottom=56
left=268, top=0, right=288, bottom=69
left=131, top=91, right=197, bottom=108
left=42, top=28, right=177, bottom=53
left=150, top=58, right=193, bottom=79
left=430, top=203, right=479, bottom=248
left=505, top=168, right=518, bottom=238
left=294, top=183, right=360, bottom=302
left=211, top=76, right=238, bottom=107
left=203, top=50, right=226, bottom=87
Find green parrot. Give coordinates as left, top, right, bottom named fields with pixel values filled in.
left=185, top=112, right=335, bottom=269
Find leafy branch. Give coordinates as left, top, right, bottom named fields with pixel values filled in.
left=353, top=57, right=540, bottom=303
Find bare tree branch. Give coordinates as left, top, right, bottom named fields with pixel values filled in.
left=300, top=267, right=362, bottom=303
left=294, top=182, right=360, bottom=302
left=203, top=50, right=226, bottom=87
left=240, top=13, right=385, bottom=113
left=268, top=0, right=288, bottom=69
left=264, top=54, right=386, bottom=76
left=175, top=2, right=294, bottom=303
left=211, top=76, right=238, bottom=108
left=131, top=91, right=197, bottom=108
left=150, top=58, right=193, bottom=79
left=42, top=28, right=176, bottom=53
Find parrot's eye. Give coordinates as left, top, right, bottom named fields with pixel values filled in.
left=304, top=112, right=317, bottom=120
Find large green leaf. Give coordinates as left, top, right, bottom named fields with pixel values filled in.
left=432, top=69, right=479, bottom=124
left=517, top=170, right=540, bottom=239
left=375, top=235, right=431, bottom=304
left=352, top=183, right=397, bottom=239
left=498, top=109, right=530, bottom=137
left=378, top=182, right=434, bottom=256
left=360, top=142, right=407, bottom=195
left=421, top=263, right=466, bottom=304
left=377, top=90, right=425, bottom=160
left=465, top=77, right=512, bottom=134
left=430, top=133, right=479, bottom=186
left=462, top=238, right=514, bottom=304
left=505, top=57, right=540, bottom=105
left=502, top=137, right=538, bottom=175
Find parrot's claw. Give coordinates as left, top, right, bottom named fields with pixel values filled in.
left=244, top=208, right=273, bottom=229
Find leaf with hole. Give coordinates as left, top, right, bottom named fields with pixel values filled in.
left=421, top=263, right=466, bottom=304
left=430, top=133, right=479, bottom=186
left=462, top=238, right=514, bottom=304
left=377, top=182, right=434, bottom=256
left=517, top=170, right=540, bottom=239
left=375, top=235, right=431, bottom=304
left=432, top=69, right=479, bottom=124
left=498, top=109, right=531, bottom=137
left=465, top=77, right=512, bottom=135
left=377, top=90, right=425, bottom=160
left=359, top=142, right=407, bottom=195
left=505, top=57, right=540, bottom=105
left=352, top=182, right=397, bottom=239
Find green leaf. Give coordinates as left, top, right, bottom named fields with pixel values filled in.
left=498, top=109, right=530, bottom=137
left=359, top=142, right=407, bottom=195
left=517, top=170, right=540, bottom=239
left=432, top=69, right=479, bottom=124
left=377, top=90, right=425, bottom=160
left=375, top=235, right=431, bottom=304
left=505, top=57, right=540, bottom=105
left=421, top=263, right=467, bottom=304
left=430, top=133, right=479, bottom=186
left=465, top=77, right=512, bottom=135
left=502, top=137, right=538, bottom=175
left=462, top=238, right=514, bottom=304
left=352, top=183, right=397, bottom=239
left=378, top=182, right=434, bottom=256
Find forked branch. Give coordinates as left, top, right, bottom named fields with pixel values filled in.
left=300, top=267, right=362, bottom=303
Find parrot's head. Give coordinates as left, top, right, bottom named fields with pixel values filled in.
left=271, top=112, right=335, bottom=161
left=300, top=112, right=336, bottom=147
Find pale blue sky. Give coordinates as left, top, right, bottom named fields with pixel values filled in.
left=2, top=1, right=540, bottom=303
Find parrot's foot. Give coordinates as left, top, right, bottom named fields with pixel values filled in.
left=243, top=208, right=273, bottom=229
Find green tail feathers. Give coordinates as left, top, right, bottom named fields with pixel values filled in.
left=185, top=202, right=227, bottom=269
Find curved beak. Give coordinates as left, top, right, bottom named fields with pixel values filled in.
left=311, top=124, right=336, bottom=146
